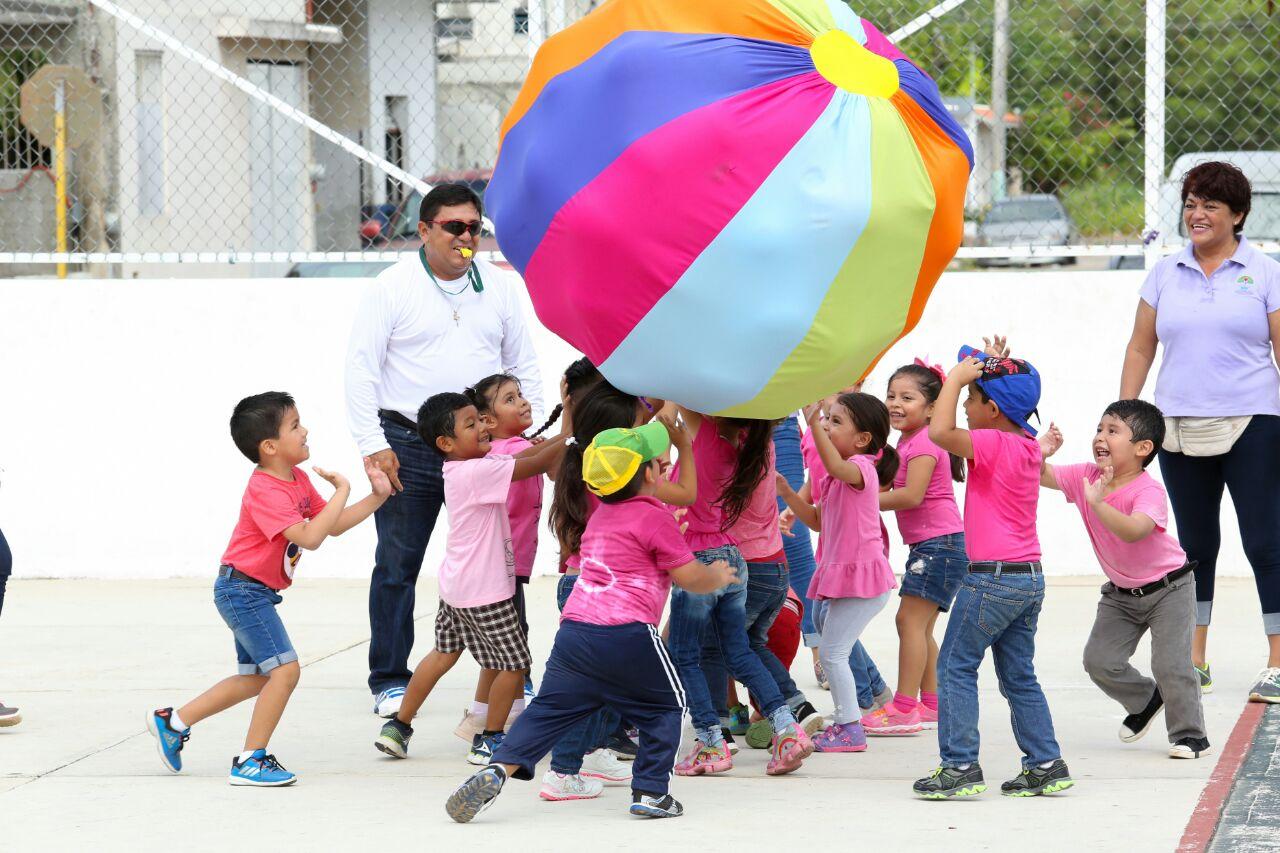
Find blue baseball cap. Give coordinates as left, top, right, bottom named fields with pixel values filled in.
left=957, top=345, right=1042, bottom=436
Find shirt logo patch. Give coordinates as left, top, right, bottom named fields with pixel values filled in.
left=1236, top=274, right=1255, bottom=294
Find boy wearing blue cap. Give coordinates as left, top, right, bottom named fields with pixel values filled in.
left=912, top=345, right=1074, bottom=799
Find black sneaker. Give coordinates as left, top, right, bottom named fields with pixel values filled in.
left=794, top=700, right=825, bottom=736
left=446, top=765, right=507, bottom=823
left=1001, top=759, right=1074, bottom=796
left=1169, top=736, right=1212, bottom=759
left=721, top=728, right=740, bottom=755
left=607, top=735, right=638, bottom=761
left=912, top=764, right=987, bottom=799
left=630, top=790, right=684, bottom=818
left=1119, top=688, right=1164, bottom=743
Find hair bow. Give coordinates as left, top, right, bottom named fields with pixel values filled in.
left=914, top=357, right=947, bottom=385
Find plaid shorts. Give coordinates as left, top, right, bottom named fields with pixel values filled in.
left=434, top=597, right=531, bottom=671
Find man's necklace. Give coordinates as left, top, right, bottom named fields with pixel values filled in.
left=419, top=248, right=483, bottom=326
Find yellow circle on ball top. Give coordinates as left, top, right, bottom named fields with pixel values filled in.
left=810, top=29, right=900, bottom=98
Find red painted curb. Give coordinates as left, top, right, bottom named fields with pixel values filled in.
left=1177, top=702, right=1265, bottom=853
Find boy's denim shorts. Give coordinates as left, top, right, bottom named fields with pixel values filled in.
left=214, top=569, right=298, bottom=675
left=899, top=533, right=968, bottom=612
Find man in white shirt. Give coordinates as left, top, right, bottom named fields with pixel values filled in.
left=346, top=184, right=544, bottom=717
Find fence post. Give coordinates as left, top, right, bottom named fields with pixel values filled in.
left=1144, top=0, right=1166, bottom=270
left=991, top=0, right=1009, bottom=203
left=528, top=0, right=545, bottom=61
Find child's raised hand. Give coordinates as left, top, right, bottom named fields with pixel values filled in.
left=364, top=457, right=393, bottom=497
left=1084, top=466, right=1114, bottom=505
left=802, top=401, right=822, bottom=423
left=705, top=559, right=739, bottom=591
left=982, top=334, right=1010, bottom=358
left=950, top=357, right=985, bottom=385
left=1038, top=422, right=1063, bottom=459
left=779, top=507, right=797, bottom=538
left=658, top=413, right=690, bottom=448
left=313, top=466, right=350, bottom=492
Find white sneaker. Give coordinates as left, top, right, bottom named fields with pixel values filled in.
left=454, top=709, right=485, bottom=742
left=373, top=687, right=405, bottom=718
left=579, top=747, right=633, bottom=784
left=538, top=770, right=603, bottom=801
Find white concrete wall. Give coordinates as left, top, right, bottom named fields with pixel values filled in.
left=0, top=269, right=1255, bottom=581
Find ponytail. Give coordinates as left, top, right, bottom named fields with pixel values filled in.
left=888, top=362, right=965, bottom=483
left=527, top=403, right=563, bottom=439
left=875, top=444, right=901, bottom=489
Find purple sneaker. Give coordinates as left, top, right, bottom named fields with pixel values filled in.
left=812, top=721, right=868, bottom=753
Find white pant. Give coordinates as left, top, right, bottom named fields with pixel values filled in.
left=818, top=593, right=891, bottom=724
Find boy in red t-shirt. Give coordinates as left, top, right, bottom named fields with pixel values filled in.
left=145, top=392, right=390, bottom=786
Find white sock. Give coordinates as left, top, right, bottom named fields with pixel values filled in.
left=169, top=710, right=188, bottom=731
left=471, top=701, right=488, bottom=717
left=236, top=750, right=256, bottom=765
left=1038, top=761, right=1055, bottom=769
left=955, top=763, right=972, bottom=770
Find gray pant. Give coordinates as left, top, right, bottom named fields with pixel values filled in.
left=819, top=593, right=891, bottom=724
left=1082, top=574, right=1206, bottom=742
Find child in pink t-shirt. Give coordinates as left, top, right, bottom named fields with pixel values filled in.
left=1041, top=400, right=1207, bottom=759
left=777, top=392, right=899, bottom=753
left=866, top=361, right=968, bottom=737
left=374, top=391, right=567, bottom=767
left=447, top=421, right=737, bottom=823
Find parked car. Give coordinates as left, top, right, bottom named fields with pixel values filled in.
left=286, top=261, right=394, bottom=278
left=361, top=168, right=496, bottom=251
left=974, top=194, right=1078, bottom=267
left=1157, top=151, right=1280, bottom=246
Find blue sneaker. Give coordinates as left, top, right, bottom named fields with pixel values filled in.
left=229, top=749, right=297, bottom=787
left=467, top=732, right=505, bottom=766
left=145, top=708, right=190, bottom=774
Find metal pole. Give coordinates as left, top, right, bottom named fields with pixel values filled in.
left=1144, top=0, right=1166, bottom=270
left=991, top=0, right=1009, bottom=202
left=54, top=79, right=67, bottom=280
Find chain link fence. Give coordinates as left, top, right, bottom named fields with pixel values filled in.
left=0, top=0, right=1276, bottom=272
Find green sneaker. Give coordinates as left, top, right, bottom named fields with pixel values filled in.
left=1001, top=759, right=1074, bottom=797
left=727, top=703, right=751, bottom=735
left=913, top=764, right=987, bottom=799
left=745, top=719, right=773, bottom=749
left=375, top=718, right=413, bottom=759
left=1195, top=663, right=1213, bottom=694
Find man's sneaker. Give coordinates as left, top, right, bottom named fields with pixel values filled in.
left=913, top=764, right=986, bottom=799
left=0, top=701, right=21, bottom=728
left=674, top=740, right=733, bottom=776
left=1119, top=688, right=1164, bottom=743
left=446, top=765, right=507, bottom=823
left=814, top=659, right=829, bottom=690
left=453, top=709, right=485, bottom=742
left=581, top=747, right=632, bottom=783
left=1169, top=736, right=1213, bottom=759
left=861, top=704, right=924, bottom=736
left=373, top=686, right=406, bottom=718
left=468, top=732, right=505, bottom=766
left=727, top=703, right=751, bottom=735
left=793, top=700, right=826, bottom=736
left=1248, top=667, right=1280, bottom=703
left=539, top=770, right=603, bottom=801
left=745, top=719, right=774, bottom=749
left=766, top=722, right=814, bottom=775
left=1001, top=759, right=1074, bottom=796
left=720, top=728, right=740, bottom=755
left=1195, top=663, right=1213, bottom=694
left=145, top=708, right=190, bottom=773
left=630, top=790, right=684, bottom=818
left=374, top=718, right=413, bottom=759
left=812, top=721, right=868, bottom=753
left=919, top=704, right=938, bottom=730
left=229, top=750, right=297, bottom=787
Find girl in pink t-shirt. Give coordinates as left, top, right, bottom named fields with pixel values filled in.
left=777, top=393, right=899, bottom=753
left=866, top=361, right=969, bottom=737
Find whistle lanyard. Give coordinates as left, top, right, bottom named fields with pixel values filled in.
left=419, top=247, right=483, bottom=295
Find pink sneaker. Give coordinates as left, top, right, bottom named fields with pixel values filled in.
left=861, top=704, right=924, bottom=736
left=766, top=722, right=814, bottom=776
left=919, top=704, right=938, bottom=730
left=812, top=721, right=868, bottom=753
left=674, top=740, right=733, bottom=776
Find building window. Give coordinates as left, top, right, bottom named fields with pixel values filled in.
left=435, top=16, right=474, bottom=39
left=513, top=8, right=529, bottom=34
left=135, top=51, right=165, bottom=216
left=0, top=49, right=51, bottom=170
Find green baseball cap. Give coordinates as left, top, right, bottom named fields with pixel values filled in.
left=582, top=422, right=670, bottom=496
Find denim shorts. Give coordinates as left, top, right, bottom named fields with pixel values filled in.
left=899, top=532, right=968, bottom=612
left=214, top=571, right=298, bottom=676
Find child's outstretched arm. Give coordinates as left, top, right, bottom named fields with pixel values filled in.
left=655, top=414, right=697, bottom=506
left=1084, top=467, right=1157, bottom=542
left=669, top=556, right=738, bottom=594
left=512, top=435, right=568, bottom=481
left=879, top=455, right=936, bottom=511
left=930, top=358, right=983, bottom=460
left=806, top=408, right=866, bottom=489
left=330, top=458, right=393, bottom=535
left=776, top=472, right=821, bottom=532
left=284, top=467, right=352, bottom=550
left=1038, top=422, right=1064, bottom=489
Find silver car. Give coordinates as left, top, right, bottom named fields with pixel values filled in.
left=975, top=194, right=1078, bottom=267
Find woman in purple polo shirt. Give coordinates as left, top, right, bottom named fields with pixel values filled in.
left=1120, top=161, right=1280, bottom=704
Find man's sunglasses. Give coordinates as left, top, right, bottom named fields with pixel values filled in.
left=428, top=219, right=482, bottom=237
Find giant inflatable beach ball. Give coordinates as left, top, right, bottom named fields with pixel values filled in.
left=487, top=0, right=974, bottom=418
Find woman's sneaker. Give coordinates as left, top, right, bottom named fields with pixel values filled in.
left=1169, top=736, right=1213, bottom=759
left=861, top=705, right=923, bottom=736
left=1248, top=667, right=1280, bottom=703
left=1001, top=759, right=1074, bottom=796
left=580, top=748, right=632, bottom=783
left=229, top=750, right=296, bottom=787
left=0, top=701, right=21, bottom=728
left=375, top=718, right=413, bottom=758
left=812, top=721, right=867, bottom=753
left=794, top=700, right=826, bottom=736
left=766, top=723, right=813, bottom=775
left=446, top=765, right=507, bottom=823
left=630, top=790, right=684, bottom=818
left=674, top=740, right=733, bottom=776
left=145, top=708, right=190, bottom=773
left=468, top=732, right=505, bottom=766
left=1119, top=688, right=1164, bottom=742
left=1195, top=663, right=1213, bottom=694
left=539, top=771, right=603, bottom=801
left=913, top=764, right=986, bottom=799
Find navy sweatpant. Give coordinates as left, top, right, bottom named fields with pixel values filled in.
left=492, top=619, right=686, bottom=796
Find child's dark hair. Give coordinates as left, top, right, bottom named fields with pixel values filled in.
left=598, top=463, right=651, bottom=504
left=888, top=363, right=966, bottom=483
left=230, top=391, right=296, bottom=464
left=1102, top=399, right=1165, bottom=468
left=550, top=382, right=640, bottom=558
left=464, top=373, right=514, bottom=417
left=417, top=392, right=472, bottom=455
left=835, top=392, right=900, bottom=487
left=715, top=418, right=778, bottom=529
left=530, top=357, right=604, bottom=440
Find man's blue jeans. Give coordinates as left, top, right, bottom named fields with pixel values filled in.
left=368, top=416, right=445, bottom=694
left=548, top=573, right=618, bottom=774
left=937, top=569, right=1062, bottom=769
